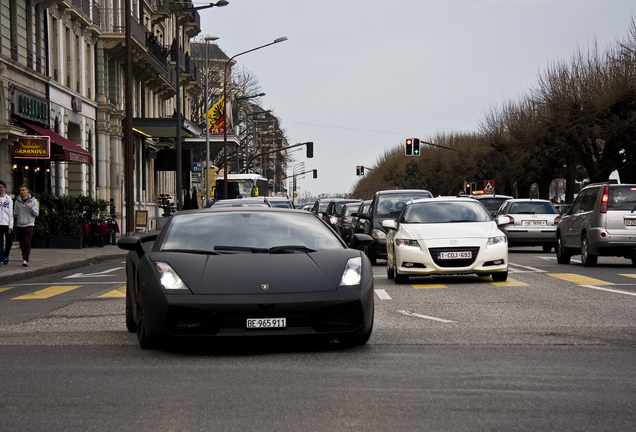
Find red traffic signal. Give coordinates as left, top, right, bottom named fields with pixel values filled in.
left=405, top=139, right=413, bottom=156
left=465, top=182, right=472, bottom=194
left=356, top=166, right=361, bottom=176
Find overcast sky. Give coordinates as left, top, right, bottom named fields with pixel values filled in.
left=199, top=0, right=635, bottom=197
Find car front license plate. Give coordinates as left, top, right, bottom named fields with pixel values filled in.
left=522, top=220, right=546, bottom=226
left=626, top=219, right=636, bottom=226
left=246, top=318, right=286, bottom=329
left=438, top=251, right=472, bottom=259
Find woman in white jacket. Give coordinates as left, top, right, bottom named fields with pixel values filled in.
left=14, top=184, right=39, bottom=267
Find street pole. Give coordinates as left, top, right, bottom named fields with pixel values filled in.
left=204, top=36, right=219, bottom=207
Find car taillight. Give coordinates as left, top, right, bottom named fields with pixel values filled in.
left=600, top=185, right=610, bottom=213
left=554, top=215, right=561, bottom=225
left=505, top=215, right=514, bottom=224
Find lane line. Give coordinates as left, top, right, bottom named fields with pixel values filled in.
left=546, top=273, right=613, bottom=285
left=411, top=283, right=447, bottom=289
left=581, top=284, right=636, bottom=297
left=508, top=263, right=546, bottom=273
left=374, top=289, right=391, bottom=300
left=398, top=309, right=455, bottom=323
left=12, top=285, right=82, bottom=300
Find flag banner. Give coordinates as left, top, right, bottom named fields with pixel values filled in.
left=207, top=97, right=231, bottom=135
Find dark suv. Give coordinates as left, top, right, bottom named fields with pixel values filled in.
left=357, top=189, right=433, bottom=264
left=322, top=198, right=362, bottom=232
left=556, top=183, right=636, bottom=266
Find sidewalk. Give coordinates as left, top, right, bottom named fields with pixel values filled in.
left=0, top=231, right=160, bottom=286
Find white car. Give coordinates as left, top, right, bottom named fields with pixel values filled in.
left=383, top=197, right=509, bottom=283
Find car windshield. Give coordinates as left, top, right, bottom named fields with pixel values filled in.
left=402, top=201, right=492, bottom=223
left=477, top=198, right=508, bottom=213
left=376, top=193, right=432, bottom=216
left=318, top=202, right=329, bottom=212
left=344, top=205, right=358, bottom=216
left=508, top=202, right=557, bottom=214
left=608, top=186, right=636, bottom=211
left=160, top=211, right=344, bottom=252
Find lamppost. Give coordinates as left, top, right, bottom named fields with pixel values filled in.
left=222, top=37, right=288, bottom=199
left=234, top=93, right=265, bottom=174
left=174, top=1, right=228, bottom=210
left=204, top=35, right=219, bottom=207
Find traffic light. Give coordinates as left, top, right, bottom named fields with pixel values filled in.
left=306, top=142, right=314, bottom=158
left=356, top=165, right=361, bottom=176
left=413, top=138, right=420, bottom=156
left=360, top=165, right=365, bottom=175
left=405, top=138, right=413, bottom=156
left=313, top=169, right=317, bottom=178
left=465, top=182, right=472, bottom=195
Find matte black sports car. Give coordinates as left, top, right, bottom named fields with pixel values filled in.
left=118, top=208, right=375, bottom=349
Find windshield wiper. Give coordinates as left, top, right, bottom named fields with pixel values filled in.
left=214, top=245, right=269, bottom=254
left=161, top=249, right=220, bottom=255
left=268, top=245, right=316, bottom=254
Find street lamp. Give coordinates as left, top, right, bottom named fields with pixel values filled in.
left=222, top=36, right=288, bottom=199
left=174, top=1, right=228, bottom=210
left=204, top=35, right=219, bottom=207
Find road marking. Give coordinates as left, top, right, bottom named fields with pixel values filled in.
left=581, top=284, right=636, bottom=297
left=12, top=285, right=82, bottom=300
left=508, top=263, right=546, bottom=273
left=375, top=289, right=391, bottom=300
left=64, top=267, right=124, bottom=279
left=99, top=285, right=126, bottom=298
left=411, top=283, right=447, bottom=289
left=546, top=273, right=613, bottom=285
left=619, top=274, right=636, bottom=280
left=491, top=277, right=529, bottom=287
left=398, top=309, right=455, bottom=323
left=0, top=287, right=13, bottom=293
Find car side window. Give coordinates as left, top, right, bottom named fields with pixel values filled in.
left=570, top=191, right=586, bottom=214
left=581, top=188, right=600, bottom=212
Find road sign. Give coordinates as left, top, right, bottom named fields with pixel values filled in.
left=484, top=180, right=495, bottom=194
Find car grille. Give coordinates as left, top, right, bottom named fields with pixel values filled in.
left=428, top=246, right=480, bottom=268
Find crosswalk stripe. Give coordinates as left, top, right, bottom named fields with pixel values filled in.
left=411, top=283, right=447, bottom=289
left=546, top=273, right=613, bottom=285
left=99, top=286, right=126, bottom=298
left=491, top=277, right=528, bottom=287
left=12, top=285, right=82, bottom=300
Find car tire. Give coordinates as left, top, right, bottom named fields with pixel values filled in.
left=364, top=245, right=377, bottom=265
left=387, top=256, right=394, bottom=279
left=136, top=301, right=160, bottom=350
left=125, top=285, right=136, bottom=333
left=556, top=234, right=571, bottom=264
left=631, top=257, right=636, bottom=266
left=492, top=271, right=508, bottom=282
left=394, top=256, right=409, bottom=284
left=346, top=323, right=373, bottom=346
left=580, top=234, right=598, bottom=267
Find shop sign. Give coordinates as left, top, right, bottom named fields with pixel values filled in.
left=14, top=136, right=51, bottom=159
left=12, top=86, right=49, bottom=124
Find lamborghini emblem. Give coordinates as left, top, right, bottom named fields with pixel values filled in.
left=261, top=284, right=269, bottom=290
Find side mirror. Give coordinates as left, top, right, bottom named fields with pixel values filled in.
left=382, top=219, right=397, bottom=230
left=357, top=213, right=369, bottom=220
left=117, top=236, right=156, bottom=258
left=349, top=233, right=373, bottom=249
left=496, top=215, right=512, bottom=226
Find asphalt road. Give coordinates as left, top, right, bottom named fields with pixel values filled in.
left=1, top=249, right=635, bottom=431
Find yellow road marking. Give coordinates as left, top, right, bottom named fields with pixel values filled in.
left=99, top=286, right=126, bottom=298
left=491, top=277, right=528, bottom=287
left=12, top=285, right=82, bottom=300
left=546, top=273, right=613, bottom=285
left=411, top=283, right=447, bottom=289
left=619, top=274, right=636, bottom=280
left=0, top=287, right=13, bottom=293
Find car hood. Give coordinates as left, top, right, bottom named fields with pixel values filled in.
left=146, top=249, right=363, bottom=295
left=401, top=222, right=500, bottom=242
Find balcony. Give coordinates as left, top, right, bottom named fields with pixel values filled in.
left=150, top=0, right=170, bottom=24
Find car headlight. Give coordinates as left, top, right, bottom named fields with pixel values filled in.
left=339, top=257, right=362, bottom=286
left=371, top=229, right=386, bottom=239
left=155, top=262, right=189, bottom=291
left=487, top=235, right=507, bottom=247
left=329, top=216, right=338, bottom=225
left=395, top=239, right=421, bottom=250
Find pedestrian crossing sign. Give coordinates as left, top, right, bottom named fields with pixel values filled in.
left=484, top=180, right=494, bottom=194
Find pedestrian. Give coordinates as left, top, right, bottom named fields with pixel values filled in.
left=0, top=180, right=14, bottom=266
left=13, top=183, right=39, bottom=267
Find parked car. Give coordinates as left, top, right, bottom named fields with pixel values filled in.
left=495, top=198, right=561, bottom=251
left=322, top=198, right=362, bottom=232
left=351, top=200, right=372, bottom=236
left=556, top=183, right=636, bottom=266
left=335, top=202, right=363, bottom=245
left=383, top=197, right=509, bottom=283
left=357, top=189, right=433, bottom=264
left=118, top=208, right=375, bottom=349
left=472, top=194, right=514, bottom=217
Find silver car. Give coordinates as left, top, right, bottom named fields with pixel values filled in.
left=496, top=199, right=561, bottom=251
left=556, top=183, right=636, bottom=266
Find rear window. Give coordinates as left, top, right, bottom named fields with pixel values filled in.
left=376, top=192, right=433, bottom=216
left=508, top=201, right=557, bottom=214
left=608, top=186, right=636, bottom=211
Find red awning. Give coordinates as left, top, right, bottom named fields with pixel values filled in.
left=21, top=121, right=93, bottom=165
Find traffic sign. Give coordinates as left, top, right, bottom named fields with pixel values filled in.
left=484, top=180, right=495, bottom=194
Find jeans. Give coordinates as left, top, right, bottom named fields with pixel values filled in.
left=16, top=226, right=34, bottom=262
left=0, top=225, right=13, bottom=261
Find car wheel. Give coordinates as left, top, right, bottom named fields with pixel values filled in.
left=492, top=271, right=508, bottom=282
left=394, top=256, right=409, bottom=284
left=580, top=234, right=598, bottom=267
left=125, top=285, right=136, bottom=333
left=632, top=257, right=636, bottom=266
left=136, top=300, right=160, bottom=350
left=556, top=234, right=571, bottom=264
left=346, top=322, right=373, bottom=346
left=365, top=246, right=377, bottom=265
left=542, top=245, right=552, bottom=252
left=387, top=256, right=394, bottom=279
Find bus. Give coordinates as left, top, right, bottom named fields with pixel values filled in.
left=214, top=173, right=270, bottom=201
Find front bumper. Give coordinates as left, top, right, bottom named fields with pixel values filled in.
left=395, top=244, right=507, bottom=276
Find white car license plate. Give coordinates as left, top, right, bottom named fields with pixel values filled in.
left=626, top=219, right=636, bottom=226
left=438, top=251, right=472, bottom=259
left=522, top=220, right=546, bottom=226
left=246, top=318, right=286, bottom=329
